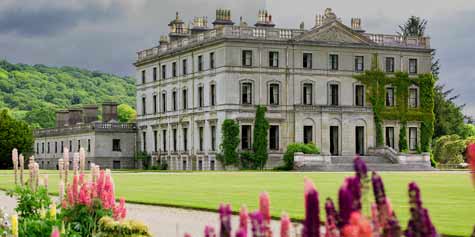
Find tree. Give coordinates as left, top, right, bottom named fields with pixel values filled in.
left=253, top=105, right=269, bottom=169
left=398, top=16, right=427, bottom=38
left=24, top=106, right=56, bottom=128
left=117, top=104, right=137, bottom=122
left=219, top=119, right=240, bottom=167
left=0, top=109, right=34, bottom=168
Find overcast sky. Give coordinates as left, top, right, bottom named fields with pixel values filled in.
left=1, top=0, right=474, bottom=117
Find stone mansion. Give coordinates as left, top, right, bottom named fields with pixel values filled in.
left=134, top=8, right=432, bottom=170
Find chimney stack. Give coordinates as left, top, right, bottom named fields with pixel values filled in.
left=191, top=16, right=209, bottom=34
left=255, top=10, right=275, bottom=28
left=102, top=102, right=118, bottom=122
left=56, top=110, right=69, bottom=128
left=82, top=105, right=99, bottom=123
left=351, top=18, right=364, bottom=32
left=212, top=9, right=234, bottom=29
left=68, top=108, right=83, bottom=126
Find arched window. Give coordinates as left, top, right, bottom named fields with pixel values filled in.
left=240, top=81, right=253, bottom=105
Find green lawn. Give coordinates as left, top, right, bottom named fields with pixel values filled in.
left=0, top=171, right=473, bottom=236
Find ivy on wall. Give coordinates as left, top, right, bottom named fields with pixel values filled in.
left=354, top=54, right=435, bottom=152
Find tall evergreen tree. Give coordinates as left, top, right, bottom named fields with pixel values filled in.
left=0, top=109, right=34, bottom=168
left=253, top=105, right=269, bottom=169
left=219, top=119, right=240, bottom=167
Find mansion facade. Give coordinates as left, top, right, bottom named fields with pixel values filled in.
left=134, top=9, right=432, bottom=170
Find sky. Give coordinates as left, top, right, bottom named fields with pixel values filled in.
left=0, top=0, right=474, bottom=117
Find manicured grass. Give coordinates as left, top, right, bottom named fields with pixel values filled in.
left=0, top=171, right=473, bottom=235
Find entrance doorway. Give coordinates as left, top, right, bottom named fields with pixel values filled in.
left=355, top=126, right=365, bottom=155
left=330, top=126, right=339, bottom=155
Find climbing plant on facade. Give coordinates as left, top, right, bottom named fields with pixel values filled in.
left=354, top=54, right=435, bottom=152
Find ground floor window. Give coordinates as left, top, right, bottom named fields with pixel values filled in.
left=112, top=139, right=121, bottom=151
left=355, top=126, right=364, bottom=155
left=210, top=160, right=215, bottom=170
left=303, top=126, right=313, bottom=144
left=409, top=127, right=418, bottom=151
left=330, top=126, right=339, bottom=155
left=198, top=160, right=203, bottom=170
left=113, top=160, right=121, bottom=169
left=241, top=125, right=252, bottom=150
left=182, top=159, right=187, bottom=171
left=385, top=127, right=395, bottom=149
left=269, top=125, right=279, bottom=150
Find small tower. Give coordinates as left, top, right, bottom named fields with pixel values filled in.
left=254, top=10, right=275, bottom=27
left=212, top=9, right=234, bottom=29
left=351, top=18, right=365, bottom=33
left=168, top=12, right=189, bottom=41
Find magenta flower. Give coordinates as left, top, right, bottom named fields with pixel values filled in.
left=235, top=228, right=247, bottom=237
left=72, top=175, right=79, bottom=203
left=404, top=182, right=437, bottom=237
left=78, top=182, right=92, bottom=206
left=302, top=179, right=320, bottom=237
left=239, top=205, right=248, bottom=236
left=250, top=211, right=265, bottom=237
left=258, top=192, right=272, bottom=237
left=467, top=143, right=475, bottom=187
left=280, top=213, right=291, bottom=237
left=353, top=155, right=368, bottom=180
left=219, top=204, right=232, bottom=237
left=324, top=198, right=339, bottom=237
left=204, top=225, right=217, bottom=237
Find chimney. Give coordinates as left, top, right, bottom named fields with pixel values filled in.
left=82, top=105, right=99, bottom=123
left=255, top=10, right=275, bottom=28
left=102, top=102, right=118, bottom=122
left=212, top=9, right=234, bottom=29
left=68, top=108, right=83, bottom=126
left=191, top=16, right=209, bottom=35
left=55, top=110, right=69, bottom=128
left=351, top=18, right=364, bottom=32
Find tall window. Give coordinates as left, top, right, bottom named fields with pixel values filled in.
left=142, top=132, right=146, bottom=151
left=355, top=56, right=364, bottom=72
left=172, top=62, right=177, bottom=77
left=386, top=87, right=394, bottom=107
left=142, top=97, right=146, bottom=115
left=199, top=126, right=204, bottom=151
left=42, top=142, right=45, bottom=153
left=409, top=127, right=418, bottom=151
left=330, top=54, right=339, bottom=70
left=47, top=142, right=50, bottom=153
left=409, top=58, right=418, bottom=74
left=385, top=57, right=395, bottom=73
left=182, top=59, right=187, bottom=75
left=269, top=125, right=279, bottom=150
left=269, top=51, right=279, bottom=67
left=55, top=141, right=58, bottom=153
left=329, top=84, right=339, bottom=106
left=183, top=127, right=188, bottom=151
left=69, top=140, right=72, bottom=151
left=269, top=84, right=279, bottom=105
left=210, top=84, right=216, bottom=106
left=112, top=139, right=121, bottom=151
left=153, top=67, right=157, bottom=81
left=303, top=126, right=313, bottom=144
left=198, top=55, right=203, bottom=72
left=303, top=53, right=312, bottom=69
left=173, top=129, right=177, bottom=152
left=162, top=129, right=167, bottom=152
left=385, top=127, right=395, bottom=149
left=241, top=83, right=252, bottom=105
left=61, top=141, right=64, bottom=153
left=242, top=50, right=252, bottom=67
left=355, top=85, right=364, bottom=106
left=87, top=139, right=91, bottom=152
left=36, top=143, right=39, bottom=154
left=198, top=86, right=204, bottom=108
left=161, top=65, right=166, bottom=79
left=303, top=83, right=313, bottom=105
left=77, top=140, right=81, bottom=152
left=172, top=91, right=177, bottom=111
left=182, top=89, right=188, bottom=109
left=153, top=130, right=158, bottom=152
left=211, top=125, right=216, bottom=151
left=241, top=125, right=252, bottom=150
left=153, top=95, right=157, bottom=114
left=210, top=52, right=215, bottom=69
left=409, top=88, right=418, bottom=108
left=161, top=92, right=167, bottom=112
left=141, top=70, right=146, bottom=84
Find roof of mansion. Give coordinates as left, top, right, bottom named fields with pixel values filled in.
left=135, top=8, right=431, bottom=65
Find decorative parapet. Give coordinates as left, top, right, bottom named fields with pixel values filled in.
left=136, top=25, right=431, bottom=63
left=34, top=122, right=137, bottom=137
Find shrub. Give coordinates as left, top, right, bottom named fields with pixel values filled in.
left=7, top=185, right=51, bottom=219
left=220, top=119, right=240, bottom=168
left=239, top=151, right=257, bottom=170
left=433, top=134, right=467, bottom=164
left=253, top=105, right=269, bottom=169
left=278, top=143, right=320, bottom=170
left=96, top=216, right=152, bottom=237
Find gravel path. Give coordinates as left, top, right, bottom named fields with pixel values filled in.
left=0, top=191, right=295, bottom=237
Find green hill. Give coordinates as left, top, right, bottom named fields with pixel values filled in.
left=0, top=60, right=135, bottom=128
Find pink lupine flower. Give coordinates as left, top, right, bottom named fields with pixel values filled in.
left=79, top=173, right=85, bottom=186
left=12, top=148, right=18, bottom=185
left=101, top=171, right=115, bottom=209
left=280, top=213, right=291, bottom=237
left=67, top=185, right=75, bottom=206
left=72, top=175, right=79, bottom=203
left=50, top=228, right=60, bottom=237
left=341, top=212, right=372, bottom=237
left=96, top=170, right=105, bottom=197
left=258, top=192, right=272, bottom=237
left=467, top=143, right=475, bottom=187
left=59, top=181, right=65, bottom=204
left=204, top=225, right=216, bottom=237
left=113, top=197, right=127, bottom=220
left=250, top=211, right=265, bottom=237
left=73, top=153, right=79, bottom=175
left=219, top=203, right=232, bottom=237
left=78, top=182, right=92, bottom=206
left=236, top=228, right=247, bottom=237
left=239, top=205, right=248, bottom=236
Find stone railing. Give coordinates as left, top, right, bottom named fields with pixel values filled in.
left=367, top=146, right=431, bottom=165
left=137, top=25, right=431, bottom=62
left=34, top=122, right=137, bottom=137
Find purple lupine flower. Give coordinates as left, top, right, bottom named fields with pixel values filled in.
left=239, top=206, right=248, bottom=237
left=347, top=176, right=362, bottom=211
left=205, top=225, right=217, bottom=237
left=404, top=182, right=437, bottom=237
left=219, top=204, right=232, bottom=237
left=354, top=155, right=368, bottom=180
left=302, top=179, right=320, bottom=237
left=236, top=228, right=247, bottom=237
left=338, top=182, right=353, bottom=228
left=250, top=211, right=265, bottom=237
left=371, top=171, right=386, bottom=206
left=324, top=198, right=339, bottom=237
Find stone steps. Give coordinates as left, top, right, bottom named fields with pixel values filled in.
left=331, top=156, right=393, bottom=164
left=297, top=163, right=436, bottom=172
